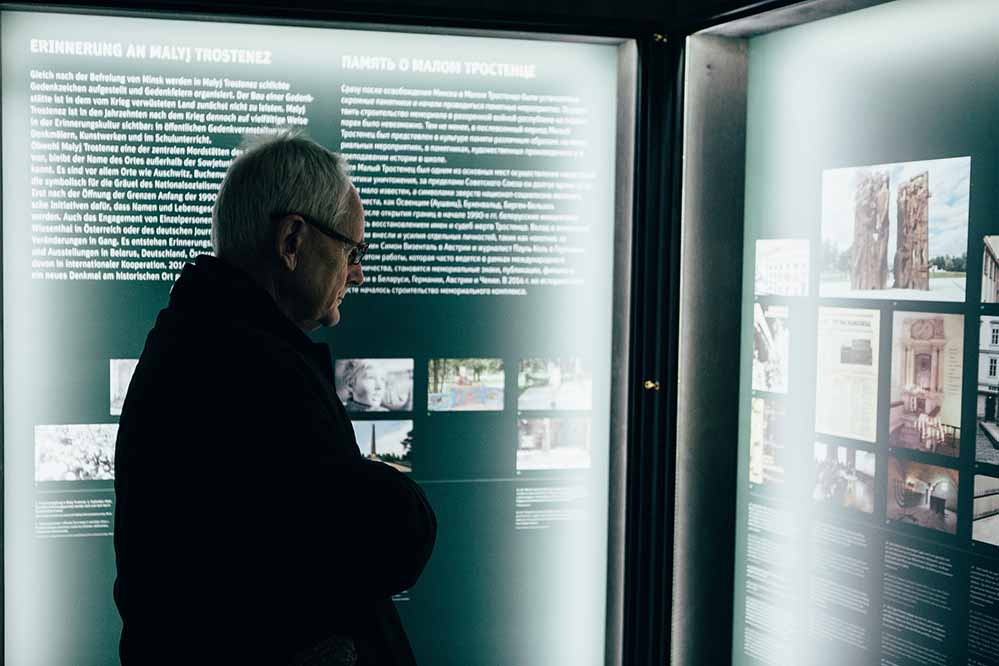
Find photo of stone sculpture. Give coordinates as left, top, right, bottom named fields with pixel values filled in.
left=335, top=358, right=413, bottom=412
left=820, top=156, right=970, bottom=301
left=754, top=239, right=809, bottom=296
left=982, top=237, right=999, bottom=303
left=752, top=304, right=789, bottom=393
left=812, top=442, right=875, bottom=514
left=427, top=358, right=504, bottom=411
left=517, top=358, right=592, bottom=410
left=516, top=416, right=592, bottom=470
left=35, top=424, right=118, bottom=482
left=973, top=475, right=999, bottom=547
left=110, top=358, right=139, bottom=416
left=976, top=316, right=999, bottom=465
left=888, top=312, right=962, bottom=457
left=351, top=420, right=412, bottom=473
left=748, top=397, right=787, bottom=490
left=886, top=456, right=958, bottom=535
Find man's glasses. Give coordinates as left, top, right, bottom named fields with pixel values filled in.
left=271, top=212, right=368, bottom=265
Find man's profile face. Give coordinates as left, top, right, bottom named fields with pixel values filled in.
left=294, top=187, right=365, bottom=331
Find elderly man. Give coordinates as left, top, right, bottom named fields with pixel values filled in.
left=113, top=131, right=436, bottom=665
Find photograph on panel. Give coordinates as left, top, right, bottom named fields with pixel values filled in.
left=886, top=456, right=958, bottom=535
left=812, top=442, right=875, bottom=514
left=973, top=475, right=999, bottom=547
left=427, top=358, right=504, bottom=411
left=888, top=312, right=963, bottom=457
left=35, top=424, right=118, bottom=482
left=351, top=420, right=413, bottom=473
left=983, top=236, right=999, bottom=303
left=517, top=358, right=592, bottom=410
left=516, top=416, right=592, bottom=471
left=754, top=239, right=809, bottom=297
left=814, top=307, right=879, bottom=442
left=110, top=358, right=139, bottom=416
left=820, top=156, right=970, bottom=301
left=752, top=303, right=789, bottom=394
left=978, top=316, right=999, bottom=466
left=748, top=397, right=787, bottom=491
left=335, top=358, right=414, bottom=413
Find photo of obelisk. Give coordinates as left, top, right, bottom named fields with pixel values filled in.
left=850, top=171, right=890, bottom=290
left=893, top=172, right=930, bottom=290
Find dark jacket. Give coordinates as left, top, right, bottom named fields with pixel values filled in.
left=113, top=255, right=436, bottom=665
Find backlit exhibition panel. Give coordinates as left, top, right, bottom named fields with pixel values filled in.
left=1, top=9, right=634, bottom=664
left=728, top=0, right=999, bottom=663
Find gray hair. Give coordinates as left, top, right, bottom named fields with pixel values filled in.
left=212, top=130, right=354, bottom=263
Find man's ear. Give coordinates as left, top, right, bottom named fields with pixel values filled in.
left=274, top=215, right=306, bottom=271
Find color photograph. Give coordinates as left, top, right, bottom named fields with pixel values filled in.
left=886, top=456, right=958, bottom=535
left=517, top=358, right=592, bottom=410
left=351, top=420, right=413, bottom=473
left=888, top=312, right=963, bottom=457
left=428, top=358, right=504, bottom=411
left=820, top=156, right=970, bottom=301
left=516, top=416, right=592, bottom=470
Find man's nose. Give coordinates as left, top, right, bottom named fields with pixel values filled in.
left=349, top=263, right=364, bottom=286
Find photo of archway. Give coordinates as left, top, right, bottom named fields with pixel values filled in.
left=820, top=156, right=970, bottom=301
left=886, top=456, right=958, bottom=535
left=888, top=312, right=963, bottom=457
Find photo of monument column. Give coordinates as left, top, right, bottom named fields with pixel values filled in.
left=820, top=156, right=970, bottom=301
left=888, top=312, right=963, bottom=457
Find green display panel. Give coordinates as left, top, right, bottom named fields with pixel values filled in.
left=1, top=10, right=630, bottom=664
left=733, top=1, right=999, bottom=664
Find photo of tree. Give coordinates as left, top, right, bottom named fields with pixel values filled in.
left=427, top=358, right=504, bottom=411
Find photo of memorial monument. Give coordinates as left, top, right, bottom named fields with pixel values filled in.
left=977, top=316, right=999, bottom=465
left=427, top=358, right=504, bottom=411
left=886, top=456, right=958, bottom=535
left=754, top=239, right=809, bottom=296
left=335, top=358, right=414, bottom=412
left=812, top=442, right=875, bottom=514
left=517, top=358, right=592, bottom=410
left=888, top=312, right=963, bottom=457
left=752, top=304, right=789, bottom=394
left=350, top=420, right=412, bottom=473
left=820, top=156, right=970, bottom=301
left=516, top=416, right=592, bottom=470
left=749, top=397, right=787, bottom=490
left=110, top=358, right=139, bottom=416
left=35, top=424, right=118, bottom=482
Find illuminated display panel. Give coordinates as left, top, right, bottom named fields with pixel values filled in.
left=1, top=9, right=632, bottom=663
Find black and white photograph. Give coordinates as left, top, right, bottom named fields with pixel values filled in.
left=820, top=156, right=970, bottom=301
left=886, top=456, right=958, bottom=535
left=516, top=416, right=592, bottom=471
left=888, top=312, right=963, bottom=457
left=35, top=424, right=118, bottom=482
left=335, top=358, right=413, bottom=412
left=748, top=397, right=787, bottom=490
left=977, top=316, right=999, bottom=465
left=754, top=239, right=809, bottom=296
left=518, top=358, right=592, bottom=410
left=752, top=304, right=789, bottom=394
left=351, top=420, right=413, bottom=473
left=812, top=442, right=875, bottom=514
left=428, top=358, right=504, bottom=411
left=110, top=358, right=138, bottom=416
